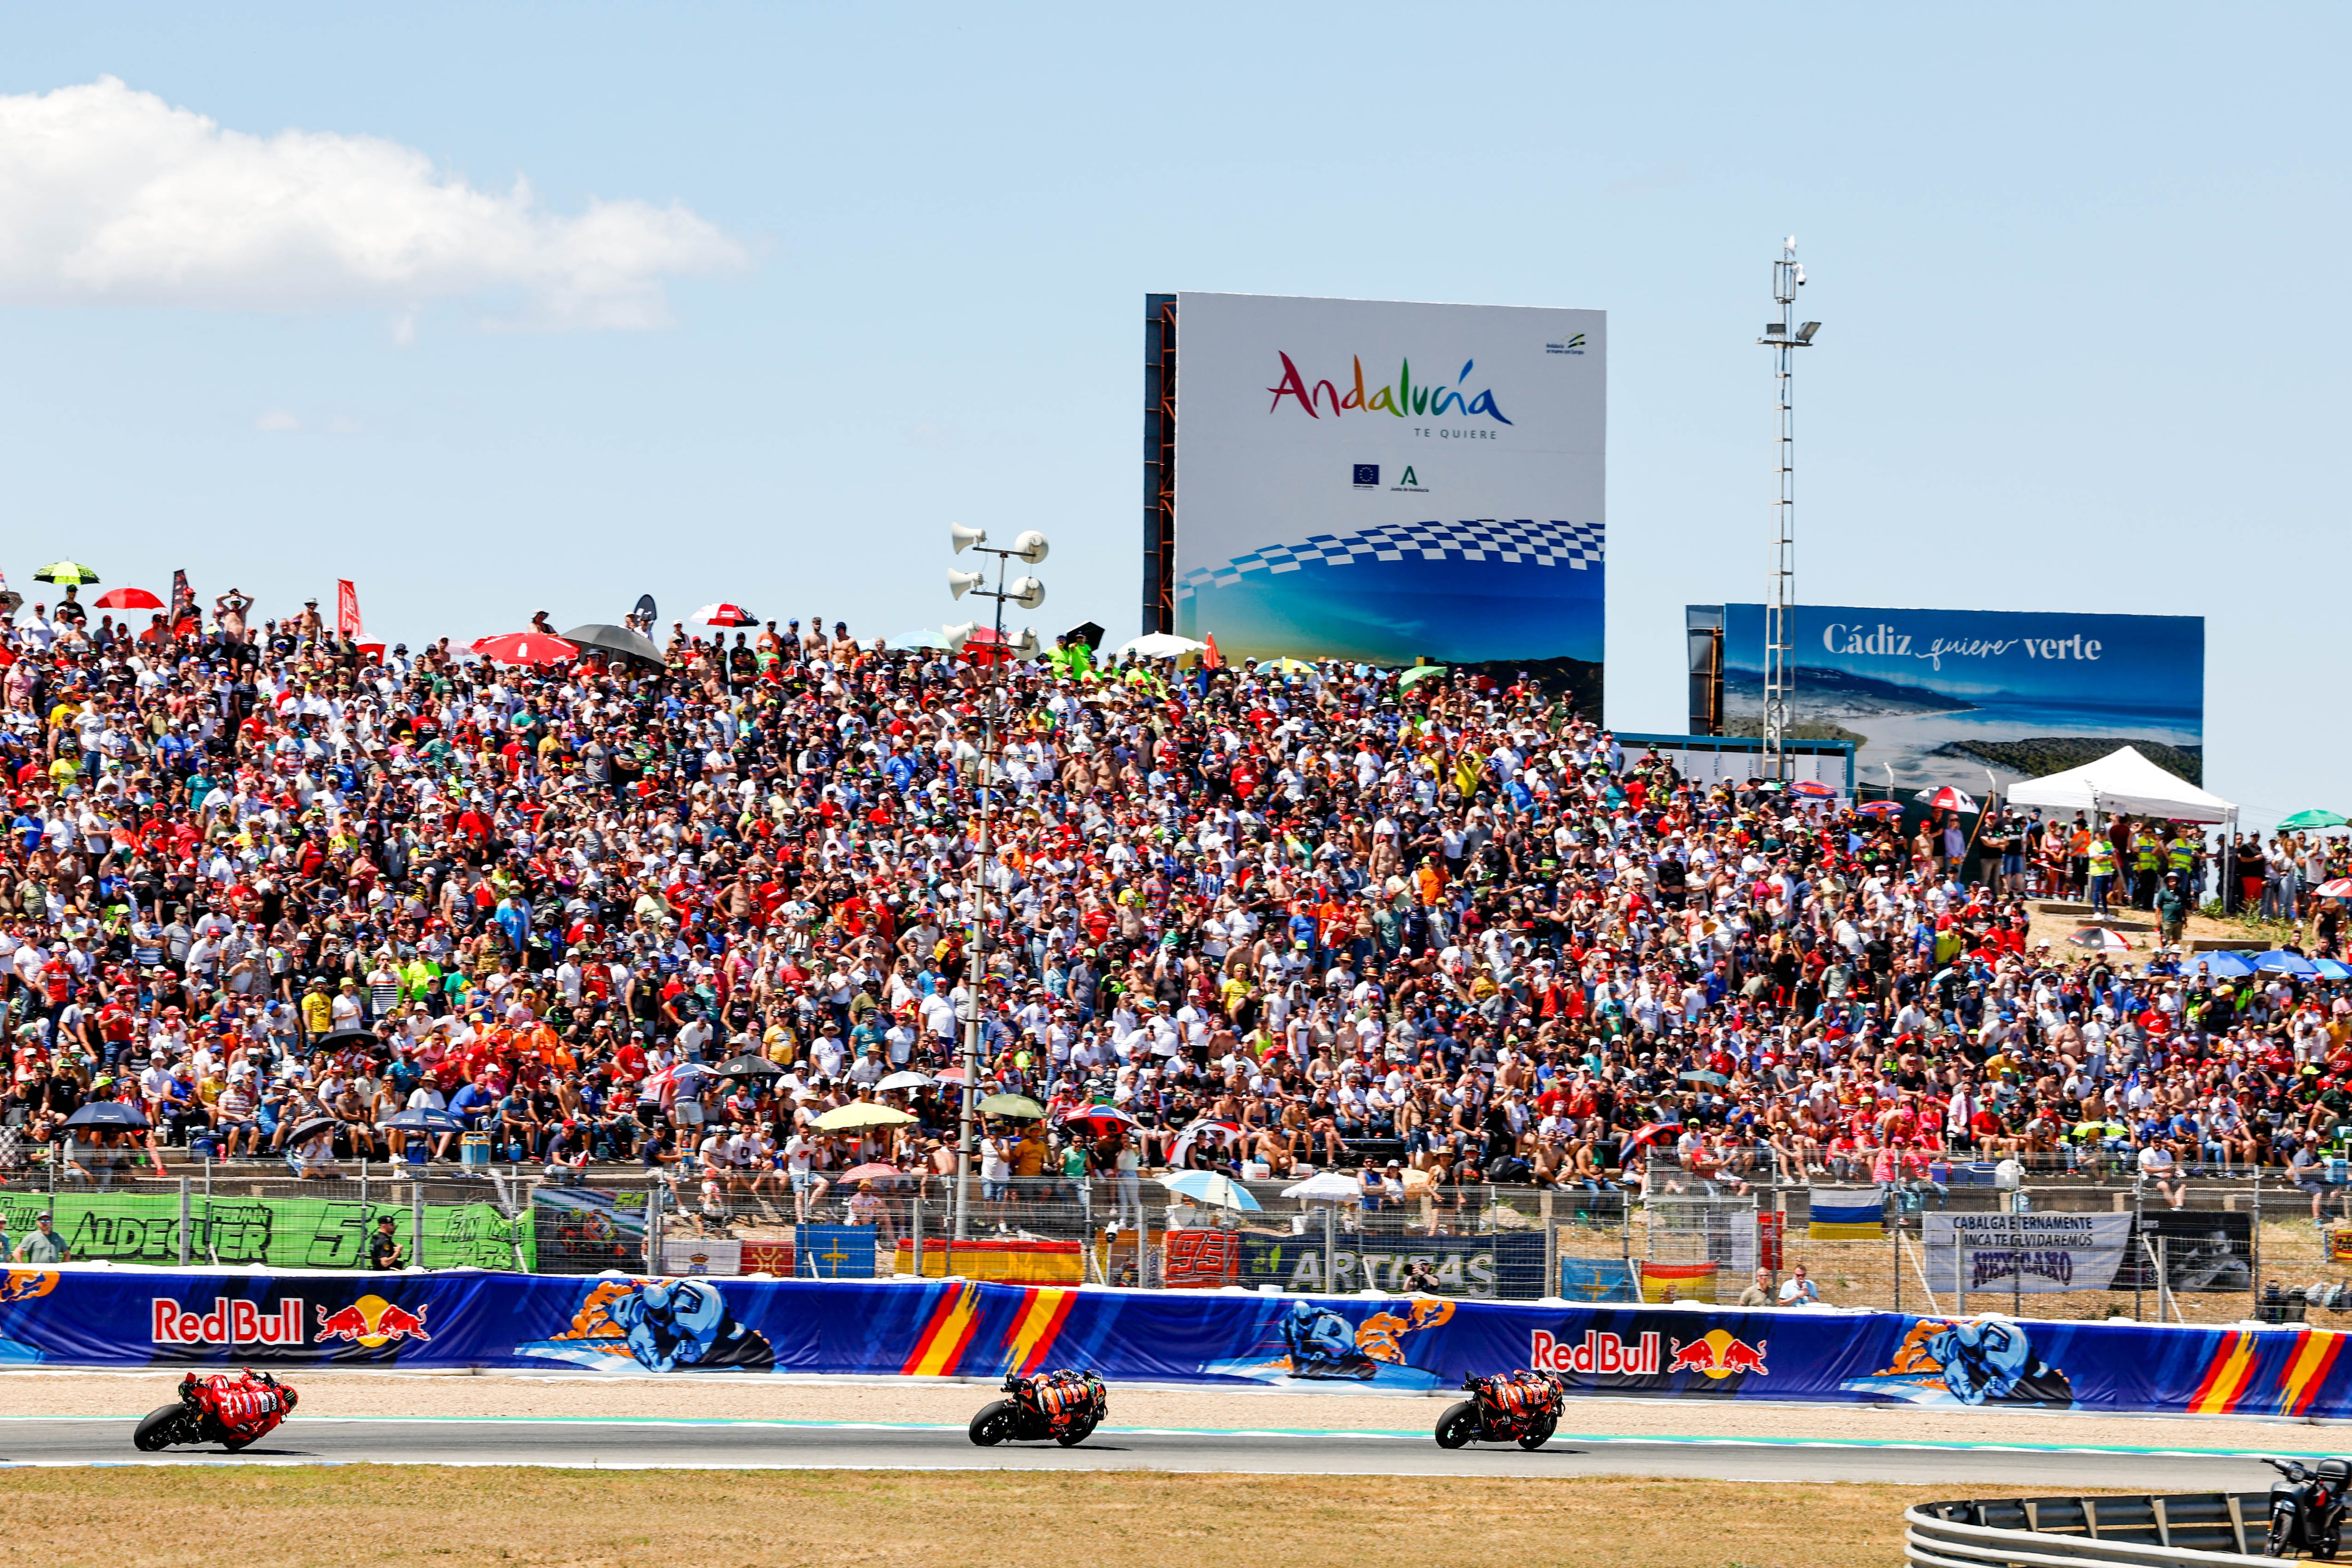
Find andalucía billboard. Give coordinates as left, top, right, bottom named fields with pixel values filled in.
left=1702, top=603, right=2204, bottom=792
left=1171, top=292, right=1604, bottom=681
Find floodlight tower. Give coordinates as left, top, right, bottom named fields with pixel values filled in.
left=1757, top=238, right=1819, bottom=781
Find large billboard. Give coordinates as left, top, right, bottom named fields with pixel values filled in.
left=1170, top=292, right=1605, bottom=682
left=1700, top=603, right=2204, bottom=792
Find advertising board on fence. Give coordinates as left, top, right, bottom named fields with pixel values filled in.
left=6, top=1266, right=2350, bottom=1421
left=1164, top=1230, right=1549, bottom=1297
left=0, top=1191, right=531, bottom=1272
left=1923, top=1213, right=2132, bottom=1294
left=1172, top=292, right=1605, bottom=677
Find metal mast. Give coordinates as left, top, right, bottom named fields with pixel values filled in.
left=1756, top=238, right=1817, bottom=781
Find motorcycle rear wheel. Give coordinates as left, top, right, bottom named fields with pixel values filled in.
left=1517, top=1416, right=1557, bottom=1451
left=1434, top=1402, right=1477, bottom=1449
left=968, top=1401, right=1019, bottom=1447
left=133, top=1405, right=189, bottom=1452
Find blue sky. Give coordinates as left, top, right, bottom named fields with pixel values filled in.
left=0, top=4, right=2342, bottom=828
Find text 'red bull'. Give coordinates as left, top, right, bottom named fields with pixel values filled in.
left=150, top=1297, right=305, bottom=1346
left=1529, top=1329, right=1660, bottom=1377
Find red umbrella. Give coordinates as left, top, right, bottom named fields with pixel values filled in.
left=691, top=603, right=758, bottom=627
left=840, top=1162, right=899, bottom=1181
left=1916, top=786, right=1979, bottom=812
left=472, top=632, right=578, bottom=666
left=1854, top=801, right=1903, bottom=819
left=1789, top=780, right=1836, bottom=799
left=94, top=588, right=162, bottom=611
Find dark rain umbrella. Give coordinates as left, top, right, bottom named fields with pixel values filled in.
left=1062, top=620, right=1106, bottom=651
left=378, top=1108, right=465, bottom=1133
left=64, top=1101, right=150, bottom=1130
left=712, top=1054, right=786, bottom=1080
left=313, top=1028, right=379, bottom=1053
left=285, top=1116, right=342, bottom=1147
left=562, top=622, right=666, bottom=666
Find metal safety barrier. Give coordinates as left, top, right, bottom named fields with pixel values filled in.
left=1905, top=1494, right=2273, bottom=1568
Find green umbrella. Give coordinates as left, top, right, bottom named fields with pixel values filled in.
left=2278, top=810, right=2349, bottom=831
left=978, top=1093, right=1046, bottom=1119
left=1397, top=664, right=1449, bottom=689
left=33, top=561, right=101, bottom=586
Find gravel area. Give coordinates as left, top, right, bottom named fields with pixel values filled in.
left=1, top=1369, right=2343, bottom=1451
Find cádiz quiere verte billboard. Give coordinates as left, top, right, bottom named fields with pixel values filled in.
left=1171, top=292, right=1604, bottom=692
left=1697, top=602, right=2204, bottom=792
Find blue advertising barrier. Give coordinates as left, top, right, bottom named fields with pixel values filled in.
left=0, top=1265, right=2342, bottom=1417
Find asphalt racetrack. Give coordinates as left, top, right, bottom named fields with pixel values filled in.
left=0, top=1415, right=2300, bottom=1487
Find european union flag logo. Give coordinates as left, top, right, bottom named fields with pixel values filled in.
left=1351, top=463, right=1379, bottom=487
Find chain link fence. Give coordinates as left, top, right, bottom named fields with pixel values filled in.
left=7, top=1142, right=2347, bottom=1320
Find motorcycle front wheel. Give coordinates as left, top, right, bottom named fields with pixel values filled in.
left=2269, top=1510, right=2297, bottom=1559
left=1434, top=1402, right=1477, bottom=1449
left=1056, top=1418, right=1097, bottom=1448
left=1517, top=1416, right=1557, bottom=1451
left=968, top=1401, right=1020, bottom=1447
left=133, top=1405, right=189, bottom=1452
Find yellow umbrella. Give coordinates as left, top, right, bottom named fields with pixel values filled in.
left=1261, top=657, right=1315, bottom=674
left=814, top=1103, right=916, bottom=1131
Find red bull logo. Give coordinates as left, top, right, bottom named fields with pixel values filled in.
left=315, top=1295, right=431, bottom=1348
left=1667, top=1329, right=1769, bottom=1379
left=1529, top=1329, right=1661, bottom=1377
left=151, top=1296, right=305, bottom=1347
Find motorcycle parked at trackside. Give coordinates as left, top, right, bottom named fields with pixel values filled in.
left=969, top=1369, right=1108, bottom=1447
left=2266, top=1457, right=2351, bottom=1559
left=134, top=1369, right=301, bottom=1453
left=1435, top=1370, right=1565, bottom=1451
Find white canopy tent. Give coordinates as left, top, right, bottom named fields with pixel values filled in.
left=2004, top=745, right=2234, bottom=824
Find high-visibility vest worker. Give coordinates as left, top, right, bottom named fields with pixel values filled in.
left=2088, top=839, right=2117, bottom=878
left=2133, top=832, right=2161, bottom=871
left=2167, top=837, right=2198, bottom=873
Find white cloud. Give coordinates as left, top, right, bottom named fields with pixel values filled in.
left=0, top=77, right=748, bottom=328
left=255, top=409, right=299, bottom=432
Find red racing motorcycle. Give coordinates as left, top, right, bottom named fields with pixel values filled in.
left=969, top=1369, right=1108, bottom=1447
left=134, top=1369, right=300, bottom=1453
left=1435, top=1370, right=1565, bottom=1450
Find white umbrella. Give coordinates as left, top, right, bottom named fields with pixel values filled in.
left=1157, top=1170, right=1262, bottom=1211
left=1280, top=1170, right=1362, bottom=1201
left=875, top=1070, right=931, bottom=1092
left=1116, top=631, right=1208, bottom=658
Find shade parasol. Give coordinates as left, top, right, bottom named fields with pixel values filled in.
left=2253, top=949, right=2321, bottom=977
left=1396, top=663, right=1448, bottom=689
left=377, top=1107, right=465, bottom=1132
left=95, top=588, right=162, bottom=610
left=2278, top=810, right=2349, bottom=832
left=814, top=1103, right=916, bottom=1131
left=1157, top=1170, right=1262, bottom=1211
left=840, top=1162, right=900, bottom=1181
left=2066, top=927, right=2134, bottom=953
left=474, top=632, right=577, bottom=667
left=33, top=561, right=100, bottom=585
left=875, top=1070, right=932, bottom=1092
left=1916, top=786, right=1979, bottom=812
left=978, top=1093, right=1046, bottom=1119
left=712, top=1054, right=786, bottom=1080
left=1279, top=1170, right=1361, bottom=1201
left=1789, top=780, right=1836, bottom=799
left=691, top=603, right=758, bottom=627
left=1854, top=801, right=1903, bottom=819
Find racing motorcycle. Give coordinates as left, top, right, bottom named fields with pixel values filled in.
left=2265, top=1456, right=2351, bottom=1559
left=134, top=1369, right=300, bottom=1453
left=1435, top=1370, right=1565, bottom=1451
left=968, top=1369, right=1108, bottom=1447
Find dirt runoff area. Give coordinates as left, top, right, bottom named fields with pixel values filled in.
left=0, top=1468, right=1928, bottom=1568
left=1, top=1369, right=2344, bottom=1451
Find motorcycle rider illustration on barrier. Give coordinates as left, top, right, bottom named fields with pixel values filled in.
left=1279, top=1300, right=1380, bottom=1379
left=1921, top=1319, right=2074, bottom=1407
left=605, top=1279, right=774, bottom=1373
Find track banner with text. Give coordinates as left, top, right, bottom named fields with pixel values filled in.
left=1922, top=1213, right=2132, bottom=1296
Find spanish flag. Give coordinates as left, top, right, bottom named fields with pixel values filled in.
left=1807, top=1187, right=1886, bottom=1240
left=1638, top=1261, right=1718, bottom=1303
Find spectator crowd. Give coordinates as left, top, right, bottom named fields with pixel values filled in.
left=3, top=573, right=2352, bottom=1234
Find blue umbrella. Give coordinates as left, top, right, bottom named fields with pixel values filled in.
left=377, top=1107, right=465, bottom=1133
left=1157, top=1170, right=1263, bottom=1211
left=2254, top=950, right=2321, bottom=977
left=2314, top=959, right=2352, bottom=982
left=2195, top=951, right=2257, bottom=979
left=64, top=1100, right=150, bottom=1130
